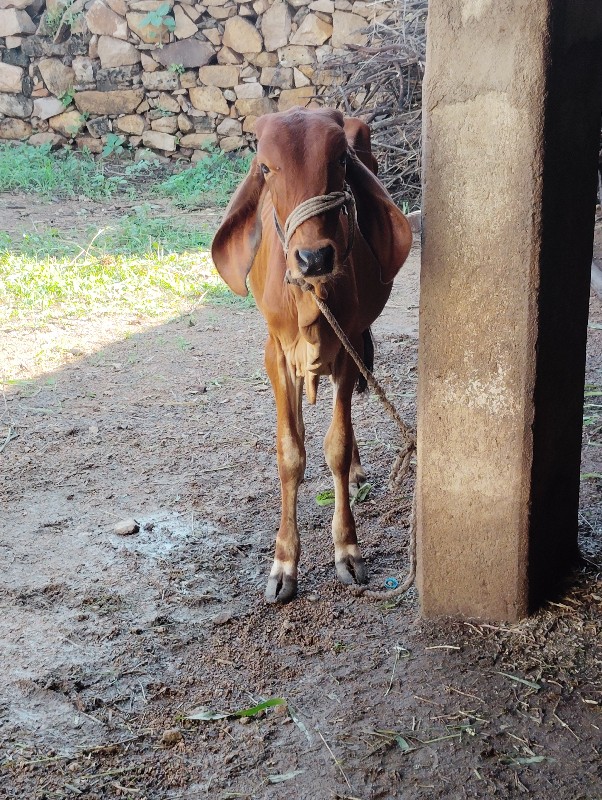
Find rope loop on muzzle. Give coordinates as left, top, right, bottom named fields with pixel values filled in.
left=273, top=182, right=356, bottom=259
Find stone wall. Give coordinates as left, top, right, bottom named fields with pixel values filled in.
left=0, top=0, right=396, bottom=160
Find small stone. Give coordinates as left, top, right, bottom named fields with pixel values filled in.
left=212, top=610, right=234, bottom=625
left=331, top=10, right=367, bottom=49
left=140, top=52, right=159, bottom=73
left=179, top=131, right=217, bottom=149
left=234, top=82, right=263, bottom=99
left=151, top=115, right=178, bottom=134
left=0, top=92, right=32, bottom=118
left=222, top=15, right=262, bottom=54
left=260, top=66, right=293, bottom=89
left=155, top=91, right=180, bottom=112
left=154, top=39, right=214, bottom=69
left=87, top=0, right=128, bottom=39
left=75, top=88, right=144, bottom=115
left=277, top=45, right=314, bottom=67
left=293, top=67, right=311, bottom=87
left=202, top=26, right=221, bottom=45
left=38, top=58, right=75, bottom=98
left=261, top=1, right=291, bottom=51
left=86, top=115, right=111, bottom=138
left=206, top=4, right=236, bottom=20
left=246, top=51, right=279, bottom=68
left=216, top=116, right=241, bottom=136
left=198, top=64, right=240, bottom=88
left=142, top=70, right=179, bottom=91
left=72, top=56, right=95, bottom=84
left=76, top=135, right=103, bottom=153
left=0, top=7, right=35, bottom=35
left=278, top=86, right=314, bottom=111
left=234, top=96, right=276, bottom=117
left=177, top=112, right=193, bottom=133
left=28, top=131, right=65, bottom=148
left=161, top=728, right=183, bottom=747
left=0, top=117, right=31, bottom=139
left=142, top=130, right=177, bottom=151
left=189, top=85, right=229, bottom=114
left=217, top=45, right=243, bottom=66
left=116, top=113, right=145, bottom=135
left=0, top=61, right=24, bottom=93
left=97, top=35, right=140, bottom=68
left=173, top=3, right=197, bottom=38
left=291, top=12, right=332, bottom=45
left=220, top=135, right=246, bottom=152
left=114, top=518, right=140, bottom=536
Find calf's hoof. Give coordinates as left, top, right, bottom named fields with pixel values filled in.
left=265, top=573, right=297, bottom=604
left=335, top=554, right=368, bottom=586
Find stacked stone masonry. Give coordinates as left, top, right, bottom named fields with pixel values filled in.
left=0, top=0, right=395, bottom=160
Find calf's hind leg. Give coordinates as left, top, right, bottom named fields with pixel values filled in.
left=264, top=336, right=305, bottom=603
left=325, top=357, right=368, bottom=586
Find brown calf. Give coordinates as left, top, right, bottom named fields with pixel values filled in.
left=212, top=107, right=412, bottom=602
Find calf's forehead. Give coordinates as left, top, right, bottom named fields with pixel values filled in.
left=256, top=111, right=347, bottom=168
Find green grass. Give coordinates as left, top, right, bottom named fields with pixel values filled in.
left=0, top=206, right=252, bottom=321
left=155, top=149, right=252, bottom=209
left=0, top=143, right=254, bottom=320
left=0, top=141, right=251, bottom=206
left=0, top=142, right=133, bottom=200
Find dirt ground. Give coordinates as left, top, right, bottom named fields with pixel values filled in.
left=0, top=193, right=601, bottom=800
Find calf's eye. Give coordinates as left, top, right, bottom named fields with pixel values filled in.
left=260, top=163, right=270, bottom=175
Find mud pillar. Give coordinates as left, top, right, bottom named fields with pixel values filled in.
left=416, top=1, right=602, bottom=620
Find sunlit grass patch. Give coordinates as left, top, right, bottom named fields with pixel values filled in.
left=0, top=208, right=251, bottom=322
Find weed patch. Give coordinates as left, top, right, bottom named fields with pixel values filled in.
left=0, top=142, right=129, bottom=200
left=0, top=207, right=250, bottom=321
left=156, top=150, right=252, bottom=209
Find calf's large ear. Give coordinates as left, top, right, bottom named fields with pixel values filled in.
left=346, top=149, right=412, bottom=285
left=211, top=158, right=266, bottom=297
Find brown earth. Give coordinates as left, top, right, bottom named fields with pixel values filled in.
left=0, top=195, right=600, bottom=800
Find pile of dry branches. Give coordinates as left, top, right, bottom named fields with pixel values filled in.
left=323, top=0, right=427, bottom=211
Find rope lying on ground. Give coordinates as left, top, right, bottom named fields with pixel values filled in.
left=301, top=279, right=418, bottom=601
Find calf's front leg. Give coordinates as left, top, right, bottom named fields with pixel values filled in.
left=325, top=357, right=368, bottom=586
left=264, top=335, right=305, bottom=603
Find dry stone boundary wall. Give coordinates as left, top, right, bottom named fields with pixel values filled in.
left=0, top=0, right=395, bottom=161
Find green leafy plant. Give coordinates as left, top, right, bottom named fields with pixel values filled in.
left=102, top=133, right=127, bottom=158
left=141, top=2, right=176, bottom=38
left=156, top=149, right=252, bottom=209
left=168, top=63, right=185, bottom=75
left=58, top=87, right=75, bottom=108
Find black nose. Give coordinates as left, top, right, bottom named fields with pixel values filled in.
left=296, top=245, right=335, bottom=276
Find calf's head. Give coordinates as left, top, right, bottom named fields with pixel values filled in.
left=212, top=106, right=411, bottom=298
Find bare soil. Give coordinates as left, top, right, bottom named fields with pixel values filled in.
left=0, top=195, right=600, bottom=800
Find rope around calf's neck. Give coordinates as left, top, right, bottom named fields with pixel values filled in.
left=305, top=284, right=418, bottom=601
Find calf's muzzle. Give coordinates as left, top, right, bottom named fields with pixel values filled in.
left=296, top=244, right=335, bottom=277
